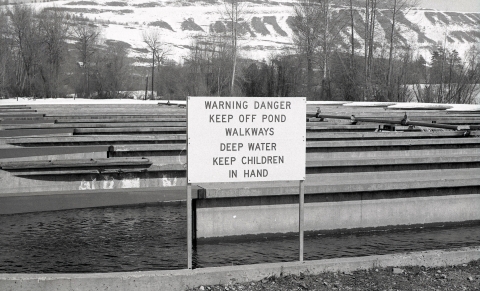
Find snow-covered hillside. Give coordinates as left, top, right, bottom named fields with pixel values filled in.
left=20, top=0, right=480, bottom=63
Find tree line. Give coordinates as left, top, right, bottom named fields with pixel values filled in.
left=0, top=5, right=135, bottom=99
left=0, top=1, right=479, bottom=103
left=286, top=0, right=479, bottom=103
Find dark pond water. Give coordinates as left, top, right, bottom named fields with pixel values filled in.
left=1, top=203, right=479, bottom=273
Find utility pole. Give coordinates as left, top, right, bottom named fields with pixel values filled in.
left=151, top=52, right=155, bottom=99
left=145, top=76, right=148, bottom=100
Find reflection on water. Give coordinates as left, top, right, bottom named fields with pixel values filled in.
left=1, top=203, right=479, bottom=273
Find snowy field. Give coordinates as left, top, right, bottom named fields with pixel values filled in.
left=4, top=0, right=477, bottom=63
left=0, top=97, right=161, bottom=105
left=1, top=97, right=479, bottom=111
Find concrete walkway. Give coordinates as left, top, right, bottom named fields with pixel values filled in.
left=1, top=247, right=479, bottom=291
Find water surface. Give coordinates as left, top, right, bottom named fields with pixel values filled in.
left=1, top=203, right=479, bottom=273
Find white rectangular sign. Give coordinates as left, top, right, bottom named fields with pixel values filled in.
left=187, top=97, right=306, bottom=183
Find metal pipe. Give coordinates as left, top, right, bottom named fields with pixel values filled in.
left=316, top=114, right=471, bottom=131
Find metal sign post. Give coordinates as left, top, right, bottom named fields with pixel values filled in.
left=299, top=179, right=304, bottom=262
left=186, top=97, right=192, bottom=269
left=187, top=183, right=192, bottom=269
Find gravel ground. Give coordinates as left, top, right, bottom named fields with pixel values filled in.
left=187, top=259, right=480, bottom=291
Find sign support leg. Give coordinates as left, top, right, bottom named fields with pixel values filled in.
left=187, top=183, right=192, bottom=269
left=299, top=180, right=304, bottom=262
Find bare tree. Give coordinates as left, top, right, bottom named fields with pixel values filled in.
left=463, top=46, right=480, bottom=104
left=385, top=0, right=417, bottom=100
left=411, top=44, right=479, bottom=104
left=363, top=0, right=378, bottom=100
left=292, top=0, right=345, bottom=100
left=341, top=0, right=362, bottom=101
left=185, top=34, right=234, bottom=97
left=292, top=0, right=323, bottom=99
left=38, top=9, right=69, bottom=98
left=2, top=6, right=70, bottom=98
left=318, top=0, right=346, bottom=99
left=184, top=40, right=213, bottom=96
left=142, top=28, right=167, bottom=99
left=93, top=41, right=133, bottom=98
left=72, top=23, right=101, bottom=97
left=0, top=10, right=10, bottom=97
left=8, top=5, right=40, bottom=96
left=223, top=0, right=247, bottom=96
left=349, top=0, right=355, bottom=64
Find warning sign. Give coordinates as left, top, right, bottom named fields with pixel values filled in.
left=187, top=97, right=306, bottom=183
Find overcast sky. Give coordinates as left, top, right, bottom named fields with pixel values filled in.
left=420, top=0, right=480, bottom=12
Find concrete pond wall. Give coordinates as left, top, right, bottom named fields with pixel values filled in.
left=195, top=191, right=480, bottom=238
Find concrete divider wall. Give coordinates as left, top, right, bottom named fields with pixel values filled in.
left=308, top=147, right=480, bottom=159
left=109, top=144, right=187, bottom=165
left=0, top=146, right=109, bottom=162
left=0, top=151, right=107, bottom=163
left=0, top=187, right=190, bottom=215
left=195, top=191, right=480, bottom=238
left=0, top=170, right=185, bottom=196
